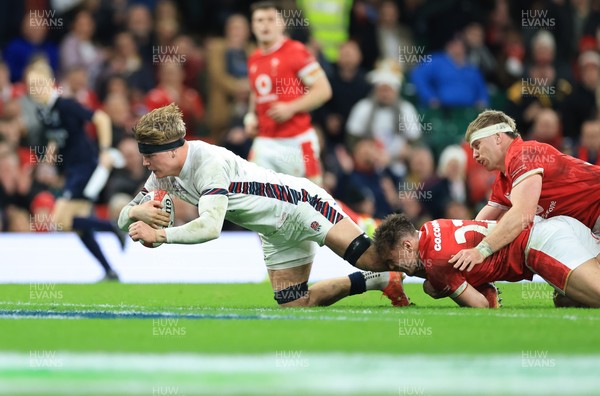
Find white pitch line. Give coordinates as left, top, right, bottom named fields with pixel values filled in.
left=0, top=352, right=599, bottom=395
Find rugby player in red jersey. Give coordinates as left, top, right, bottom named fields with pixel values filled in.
left=244, top=1, right=331, bottom=185
left=374, top=213, right=600, bottom=308
left=450, top=109, right=600, bottom=272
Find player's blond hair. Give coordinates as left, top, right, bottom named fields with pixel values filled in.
left=465, top=109, right=520, bottom=142
left=133, top=103, right=186, bottom=144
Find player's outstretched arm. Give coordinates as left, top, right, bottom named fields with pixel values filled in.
left=475, top=204, right=505, bottom=221
left=162, top=195, right=228, bottom=244
left=451, top=284, right=490, bottom=308
left=451, top=174, right=542, bottom=271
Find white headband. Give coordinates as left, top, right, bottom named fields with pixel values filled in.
left=469, top=122, right=514, bottom=147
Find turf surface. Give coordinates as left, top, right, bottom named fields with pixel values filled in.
left=1, top=282, right=599, bottom=395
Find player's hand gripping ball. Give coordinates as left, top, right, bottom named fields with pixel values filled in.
left=138, top=190, right=175, bottom=248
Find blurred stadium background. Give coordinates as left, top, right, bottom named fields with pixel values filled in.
left=1, top=0, right=600, bottom=395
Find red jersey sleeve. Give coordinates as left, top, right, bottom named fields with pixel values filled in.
left=505, top=139, right=545, bottom=188
left=288, top=41, right=323, bottom=86
left=488, top=175, right=511, bottom=210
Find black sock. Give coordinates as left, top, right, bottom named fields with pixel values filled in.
left=348, top=272, right=367, bottom=295
left=78, top=231, right=114, bottom=274
left=73, top=216, right=125, bottom=249
left=72, top=217, right=114, bottom=232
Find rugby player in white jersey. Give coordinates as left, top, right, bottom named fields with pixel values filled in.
left=118, top=104, right=410, bottom=307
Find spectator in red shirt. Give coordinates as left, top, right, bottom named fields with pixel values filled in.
left=145, top=61, right=204, bottom=139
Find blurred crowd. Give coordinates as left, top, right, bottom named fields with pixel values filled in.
left=0, top=0, right=599, bottom=233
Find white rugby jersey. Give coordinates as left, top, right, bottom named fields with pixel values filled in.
left=134, top=140, right=343, bottom=235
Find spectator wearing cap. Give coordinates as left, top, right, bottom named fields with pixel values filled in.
left=561, top=50, right=600, bottom=145
left=411, top=33, right=489, bottom=109
left=346, top=60, right=421, bottom=179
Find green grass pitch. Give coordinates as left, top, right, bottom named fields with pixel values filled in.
left=1, top=282, right=599, bottom=395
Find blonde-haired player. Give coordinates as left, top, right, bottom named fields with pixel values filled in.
left=120, top=104, right=409, bottom=307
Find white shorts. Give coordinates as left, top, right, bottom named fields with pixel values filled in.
left=250, top=129, right=322, bottom=182
left=525, top=216, right=600, bottom=293
left=260, top=186, right=348, bottom=270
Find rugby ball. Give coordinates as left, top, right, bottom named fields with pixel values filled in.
left=139, top=190, right=175, bottom=248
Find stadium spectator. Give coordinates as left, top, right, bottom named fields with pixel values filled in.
left=4, top=12, right=59, bottom=83
left=26, top=61, right=123, bottom=280
left=349, top=0, right=379, bottom=70
left=59, top=9, right=104, bottom=85
left=527, top=108, right=563, bottom=151
left=337, top=138, right=398, bottom=219
left=244, top=2, right=332, bottom=185
left=0, top=62, right=26, bottom=116
left=206, top=14, right=253, bottom=142
left=375, top=1, right=415, bottom=70
left=411, top=33, right=489, bottom=109
left=346, top=60, right=421, bottom=179
left=126, top=4, right=155, bottom=66
left=463, top=21, right=497, bottom=84
left=422, top=145, right=468, bottom=219
left=103, top=137, right=149, bottom=201
left=561, top=50, right=600, bottom=144
left=525, top=30, right=572, bottom=83
left=61, top=65, right=101, bottom=111
left=103, top=93, right=135, bottom=147
left=321, top=40, right=370, bottom=148
left=451, top=109, right=600, bottom=272
left=576, top=119, right=600, bottom=166
left=145, top=61, right=205, bottom=139
left=97, top=31, right=155, bottom=102
left=0, top=136, right=31, bottom=232
left=375, top=213, right=600, bottom=308
left=120, top=104, right=410, bottom=307
left=505, top=61, right=571, bottom=133
left=170, top=35, right=205, bottom=90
